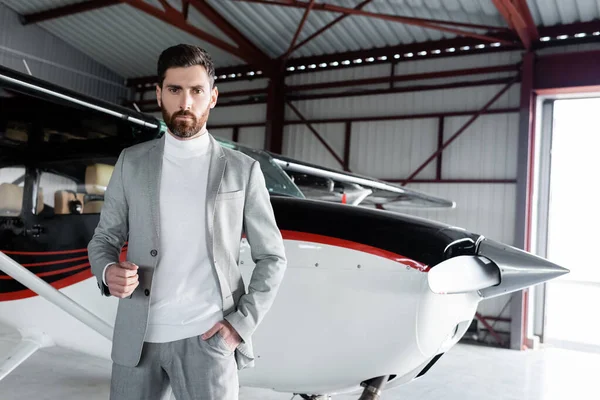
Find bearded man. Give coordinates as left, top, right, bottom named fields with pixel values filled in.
left=88, top=44, right=287, bottom=400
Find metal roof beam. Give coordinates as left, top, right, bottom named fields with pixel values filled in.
left=538, top=20, right=600, bottom=38
left=119, top=0, right=270, bottom=73
left=233, top=0, right=516, bottom=45
left=20, top=0, right=120, bottom=25
left=182, top=0, right=190, bottom=20
left=290, top=0, right=375, bottom=54
left=287, top=64, right=520, bottom=92
left=206, top=107, right=519, bottom=129
left=189, top=0, right=272, bottom=73
left=290, top=77, right=519, bottom=102
left=534, top=50, right=600, bottom=92
left=283, top=0, right=316, bottom=59
left=492, top=0, right=539, bottom=50
left=286, top=36, right=518, bottom=67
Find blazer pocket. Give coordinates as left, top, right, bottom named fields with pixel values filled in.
left=216, top=189, right=244, bottom=200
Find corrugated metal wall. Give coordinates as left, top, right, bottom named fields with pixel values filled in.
left=210, top=103, right=267, bottom=125
left=209, top=79, right=269, bottom=126
left=283, top=52, right=522, bottom=244
left=206, top=126, right=266, bottom=150
left=0, top=2, right=127, bottom=103
left=284, top=122, right=346, bottom=170
left=205, top=78, right=269, bottom=145
left=283, top=96, right=521, bottom=243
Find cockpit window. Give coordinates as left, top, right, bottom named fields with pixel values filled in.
left=225, top=144, right=304, bottom=198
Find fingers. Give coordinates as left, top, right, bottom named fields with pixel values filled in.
left=109, top=278, right=138, bottom=291
left=108, top=279, right=138, bottom=294
left=119, top=261, right=139, bottom=271
left=201, top=322, right=223, bottom=340
left=109, top=280, right=139, bottom=298
left=107, top=263, right=138, bottom=279
left=115, top=268, right=138, bottom=278
left=107, top=271, right=138, bottom=285
left=121, top=275, right=139, bottom=286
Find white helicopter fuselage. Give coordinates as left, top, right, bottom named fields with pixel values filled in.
left=0, top=236, right=479, bottom=396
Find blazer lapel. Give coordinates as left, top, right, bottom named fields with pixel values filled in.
left=206, top=134, right=226, bottom=258
left=147, top=135, right=165, bottom=241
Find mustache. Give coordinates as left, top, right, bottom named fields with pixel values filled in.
left=172, top=110, right=196, bottom=119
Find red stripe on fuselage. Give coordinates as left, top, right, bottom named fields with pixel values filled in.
left=0, top=233, right=426, bottom=302
left=2, top=248, right=89, bottom=256
left=22, top=256, right=90, bottom=267
left=0, top=269, right=93, bottom=302
left=0, top=262, right=91, bottom=280
left=279, top=230, right=430, bottom=272
left=0, top=246, right=128, bottom=302
left=3, top=244, right=128, bottom=257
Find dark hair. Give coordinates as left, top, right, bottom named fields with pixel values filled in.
left=157, top=44, right=216, bottom=88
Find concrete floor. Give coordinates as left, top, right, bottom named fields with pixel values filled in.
left=1, top=323, right=599, bottom=400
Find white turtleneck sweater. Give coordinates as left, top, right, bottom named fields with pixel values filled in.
left=145, top=130, right=224, bottom=343
left=105, top=130, right=224, bottom=343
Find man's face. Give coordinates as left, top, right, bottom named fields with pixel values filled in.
left=156, top=65, right=218, bottom=139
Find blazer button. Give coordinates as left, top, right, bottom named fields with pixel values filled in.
left=144, top=289, right=150, bottom=296
left=150, top=249, right=158, bottom=257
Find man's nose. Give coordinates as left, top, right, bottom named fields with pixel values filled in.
left=180, top=92, right=193, bottom=110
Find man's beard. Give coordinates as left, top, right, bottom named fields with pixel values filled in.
left=161, top=102, right=211, bottom=139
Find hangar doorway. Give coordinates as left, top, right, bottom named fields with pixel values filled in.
left=535, top=97, right=600, bottom=353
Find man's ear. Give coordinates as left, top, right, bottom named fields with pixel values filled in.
left=210, top=85, right=218, bottom=109
left=156, top=85, right=162, bottom=107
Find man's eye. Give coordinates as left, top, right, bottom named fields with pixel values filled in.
left=193, top=89, right=203, bottom=94
left=169, top=88, right=179, bottom=93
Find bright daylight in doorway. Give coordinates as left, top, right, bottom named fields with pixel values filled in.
left=545, top=97, right=600, bottom=353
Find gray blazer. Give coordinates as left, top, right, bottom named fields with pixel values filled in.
left=87, top=133, right=287, bottom=370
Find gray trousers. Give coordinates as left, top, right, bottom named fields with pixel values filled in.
left=110, top=334, right=239, bottom=400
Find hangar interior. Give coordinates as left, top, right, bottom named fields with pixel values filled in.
left=1, top=1, right=599, bottom=399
